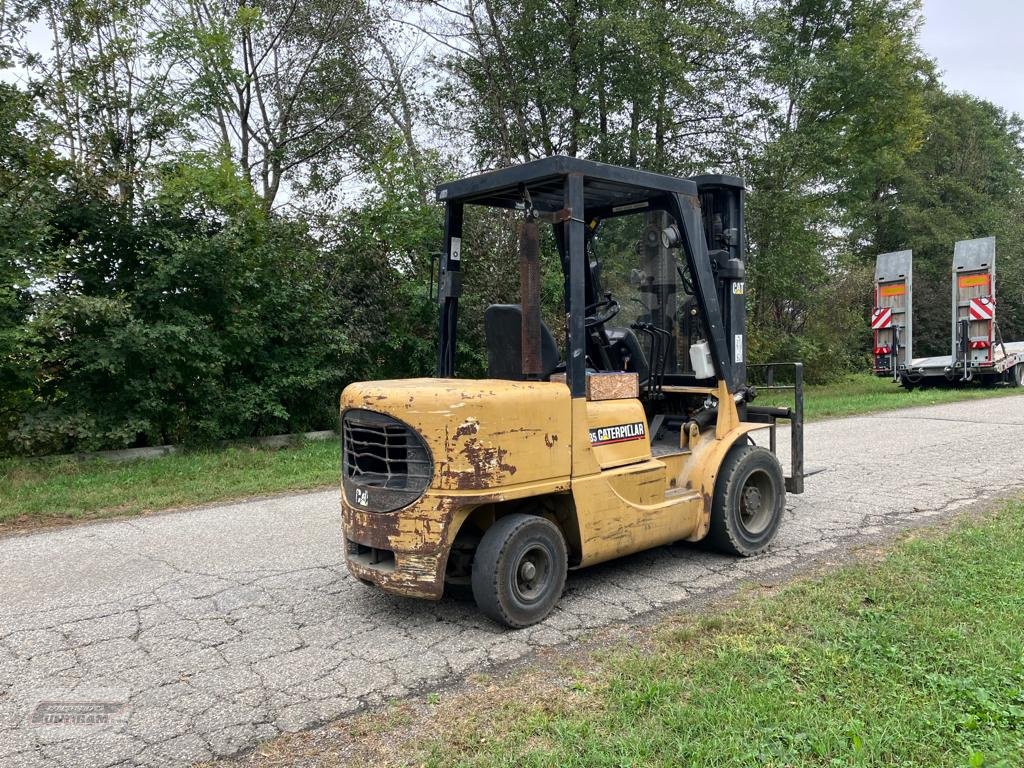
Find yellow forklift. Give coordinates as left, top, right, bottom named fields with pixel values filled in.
left=341, top=157, right=804, bottom=627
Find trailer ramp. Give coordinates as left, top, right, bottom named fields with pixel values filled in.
left=872, top=250, right=913, bottom=379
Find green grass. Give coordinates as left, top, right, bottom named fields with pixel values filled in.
left=0, top=439, right=340, bottom=525
left=416, top=503, right=1024, bottom=768
left=759, top=372, right=1023, bottom=421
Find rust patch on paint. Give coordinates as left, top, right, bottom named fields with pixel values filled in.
left=453, top=418, right=479, bottom=440
left=443, top=438, right=519, bottom=490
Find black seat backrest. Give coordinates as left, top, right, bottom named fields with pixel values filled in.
left=604, top=326, right=650, bottom=384
left=484, top=304, right=560, bottom=380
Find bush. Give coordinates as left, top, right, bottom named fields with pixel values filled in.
left=9, top=158, right=351, bottom=454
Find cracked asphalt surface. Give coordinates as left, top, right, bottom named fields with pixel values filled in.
left=2, top=396, right=1024, bottom=768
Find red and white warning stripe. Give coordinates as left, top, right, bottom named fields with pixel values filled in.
left=870, top=307, right=892, bottom=330
left=969, top=296, right=995, bottom=321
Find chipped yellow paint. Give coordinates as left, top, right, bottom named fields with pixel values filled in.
left=342, top=378, right=571, bottom=491
left=341, top=378, right=572, bottom=599
left=571, top=458, right=702, bottom=566
left=342, top=478, right=571, bottom=600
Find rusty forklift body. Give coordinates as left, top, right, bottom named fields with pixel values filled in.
left=341, top=157, right=804, bottom=626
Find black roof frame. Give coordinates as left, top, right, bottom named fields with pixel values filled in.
left=436, top=156, right=699, bottom=213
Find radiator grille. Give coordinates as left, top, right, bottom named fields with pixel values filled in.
left=342, top=410, right=432, bottom=512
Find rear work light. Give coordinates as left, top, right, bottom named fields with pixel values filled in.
left=874, top=346, right=891, bottom=355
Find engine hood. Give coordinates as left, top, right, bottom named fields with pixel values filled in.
left=341, top=378, right=572, bottom=492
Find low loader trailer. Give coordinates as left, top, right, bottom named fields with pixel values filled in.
left=340, top=157, right=805, bottom=627
left=872, top=237, right=1024, bottom=388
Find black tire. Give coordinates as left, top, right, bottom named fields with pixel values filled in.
left=471, top=514, right=567, bottom=628
left=707, top=444, right=785, bottom=556
left=1011, top=365, right=1024, bottom=388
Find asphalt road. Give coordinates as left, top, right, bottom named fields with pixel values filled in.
left=2, top=396, right=1024, bottom=768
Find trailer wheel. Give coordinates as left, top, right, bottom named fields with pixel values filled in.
left=707, top=444, right=786, bottom=556
left=1012, top=365, right=1024, bottom=388
left=472, top=514, right=567, bottom=628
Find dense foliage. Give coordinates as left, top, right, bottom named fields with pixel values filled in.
left=1, top=0, right=1022, bottom=454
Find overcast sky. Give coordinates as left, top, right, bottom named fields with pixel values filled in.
left=919, top=0, right=1024, bottom=117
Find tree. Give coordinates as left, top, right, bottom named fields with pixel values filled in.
left=0, top=83, right=62, bottom=450
left=160, top=0, right=390, bottom=210
left=14, top=0, right=189, bottom=207
left=431, top=0, right=749, bottom=173
left=12, top=155, right=351, bottom=453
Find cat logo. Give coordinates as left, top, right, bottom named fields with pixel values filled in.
left=588, top=421, right=646, bottom=446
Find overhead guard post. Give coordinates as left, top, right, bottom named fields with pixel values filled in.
left=436, top=202, right=464, bottom=378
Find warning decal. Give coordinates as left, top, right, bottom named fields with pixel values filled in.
left=871, top=307, right=893, bottom=330
left=969, top=296, right=995, bottom=321
left=589, top=421, right=646, bottom=446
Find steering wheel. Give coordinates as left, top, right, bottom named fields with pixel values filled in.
left=584, top=295, right=620, bottom=328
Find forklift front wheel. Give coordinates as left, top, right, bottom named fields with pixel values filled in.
left=707, top=444, right=785, bottom=556
left=471, top=514, right=567, bottom=629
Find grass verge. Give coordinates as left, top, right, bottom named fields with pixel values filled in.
left=760, top=372, right=1023, bottom=421
left=0, top=439, right=340, bottom=527
left=421, top=503, right=1024, bottom=767
left=219, top=501, right=1024, bottom=768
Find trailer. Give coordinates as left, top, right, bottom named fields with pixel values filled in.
left=871, top=237, right=1024, bottom=388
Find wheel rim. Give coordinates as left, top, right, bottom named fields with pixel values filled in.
left=738, top=469, right=776, bottom=535
left=510, top=543, right=553, bottom=604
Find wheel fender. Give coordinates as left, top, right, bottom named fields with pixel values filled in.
left=682, top=424, right=768, bottom=542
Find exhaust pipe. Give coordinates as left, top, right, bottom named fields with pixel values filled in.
left=519, top=218, right=542, bottom=378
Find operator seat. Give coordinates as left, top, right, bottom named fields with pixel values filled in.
left=604, top=326, right=651, bottom=385
left=484, top=304, right=560, bottom=380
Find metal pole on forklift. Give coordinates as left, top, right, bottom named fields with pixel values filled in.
left=519, top=217, right=542, bottom=379
left=790, top=363, right=804, bottom=494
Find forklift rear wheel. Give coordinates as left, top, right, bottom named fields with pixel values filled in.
left=471, top=514, right=567, bottom=628
left=707, top=444, right=785, bottom=556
